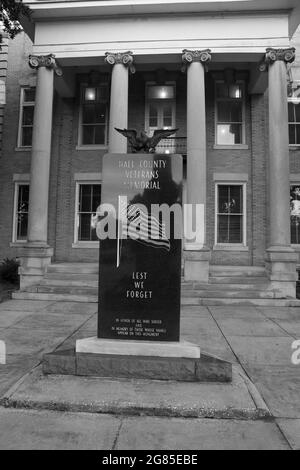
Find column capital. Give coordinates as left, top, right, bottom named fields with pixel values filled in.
left=182, top=49, right=212, bottom=72
left=259, top=47, right=296, bottom=72
left=105, top=51, right=135, bottom=73
left=29, top=54, right=62, bottom=76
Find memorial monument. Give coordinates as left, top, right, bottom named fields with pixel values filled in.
left=43, top=130, right=232, bottom=382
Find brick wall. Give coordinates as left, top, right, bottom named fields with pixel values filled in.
left=0, top=33, right=35, bottom=261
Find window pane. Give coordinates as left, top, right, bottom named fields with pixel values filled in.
left=295, top=104, right=300, bottom=123
left=95, top=104, right=106, bottom=124
left=218, top=215, right=242, bottom=243
left=296, top=125, right=300, bottom=145
left=80, top=185, right=92, bottom=212
left=82, top=104, right=97, bottom=124
left=290, top=186, right=300, bottom=244
left=216, top=83, right=228, bottom=98
left=228, top=185, right=242, bottom=213
left=289, top=124, right=296, bottom=145
left=22, top=106, right=34, bottom=125
left=17, top=185, right=29, bottom=241
left=17, top=213, right=28, bottom=240
left=147, top=85, right=174, bottom=100
left=98, top=86, right=108, bottom=101
left=18, top=185, right=29, bottom=212
left=91, top=185, right=101, bottom=212
left=95, top=125, right=105, bottom=145
left=83, top=103, right=106, bottom=125
left=24, top=88, right=35, bottom=102
left=218, top=185, right=242, bottom=214
left=218, top=186, right=229, bottom=213
left=291, top=221, right=300, bottom=244
left=288, top=103, right=295, bottom=123
left=79, top=214, right=92, bottom=241
left=217, top=101, right=242, bottom=123
left=149, top=105, right=158, bottom=127
left=82, top=126, right=94, bottom=145
left=22, top=127, right=33, bottom=147
left=229, top=84, right=243, bottom=99
left=228, top=215, right=243, bottom=243
left=163, top=105, right=172, bottom=127
left=217, top=124, right=242, bottom=145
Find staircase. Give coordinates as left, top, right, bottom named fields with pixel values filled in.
left=12, top=263, right=300, bottom=306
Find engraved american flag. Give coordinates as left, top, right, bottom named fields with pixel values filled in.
left=119, top=197, right=170, bottom=252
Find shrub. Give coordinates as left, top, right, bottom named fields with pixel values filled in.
left=0, top=258, right=19, bottom=285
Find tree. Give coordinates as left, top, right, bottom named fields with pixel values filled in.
left=0, top=0, right=31, bottom=42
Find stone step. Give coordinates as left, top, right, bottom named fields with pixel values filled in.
left=45, top=273, right=98, bottom=281
left=12, top=291, right=98, bottom=303
left=12, top=291, right=300, bottom=306
left=209, top=266, right=266, bottom=277
left=182, top=282, right=269, bottom=291
left=208, top=276, right=268, bottom=285
left=182, top=297, right=299, bottom=306
left=181, top=289, right=276, bottom=299
left=27, top=285, right=98, bottom=296
left=47, top=263, right=98, bottom=274
left=40, top=278, right=99, bottom=288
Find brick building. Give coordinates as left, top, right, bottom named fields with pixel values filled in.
left=1, top=1, right=300, bottom=304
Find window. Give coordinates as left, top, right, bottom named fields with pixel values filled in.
left=79, top=85, right=109, bottom=146
left=145, top=83, right=176, bottom=153
left=290, top=185, right=300, bottom=244
left=215, top=82, right=245, bottom=145
left=18, top=87, right=35, bottom=147
left=75, top=183, right=101, bottom=243
left=215, top=184, right=246, bottom=245
left=145, top=84, right=176, bottom=132
left=13, top=183, right=29, bottom=242
left=288, top=83, right=300, bottom=146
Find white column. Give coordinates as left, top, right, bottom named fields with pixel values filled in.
left=18, top=54, right=62, bottom=289
left=262, top=48, right=298, bottom=297
left=182, top=49, right=211, bottom=282
left=105, top=52, right=134, bottom=153
left=28, top=55, right=56, bottom=243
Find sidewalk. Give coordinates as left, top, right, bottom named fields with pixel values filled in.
left=0, top=299, right=299, bottom=450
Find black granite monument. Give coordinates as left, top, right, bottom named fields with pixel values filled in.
left=98, top=153, right=183, bottom=342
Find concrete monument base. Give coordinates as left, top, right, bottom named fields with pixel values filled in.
left=76, top=337, right=201, bottom=358
left=43, top=344, right=232, bottom=383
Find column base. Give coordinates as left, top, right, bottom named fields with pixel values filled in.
left=184, top=248, right=211, bottom=283
left=265, top=246, right=298, bottom=298
left=17, top=243, right=53, bottom=290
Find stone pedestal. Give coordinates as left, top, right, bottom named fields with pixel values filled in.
left=265, top=248, right=298, bottom=297
left=184, top=249, right=211, bottom=283
left=43, top=341, right=232, bottom=383
left=18, top=244, right=53, bottom=289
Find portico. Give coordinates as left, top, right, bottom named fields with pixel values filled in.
left=13, top=0, right=300, bottom=300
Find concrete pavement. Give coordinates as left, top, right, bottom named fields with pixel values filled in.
left=0, top=299, right=299, bottom=449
